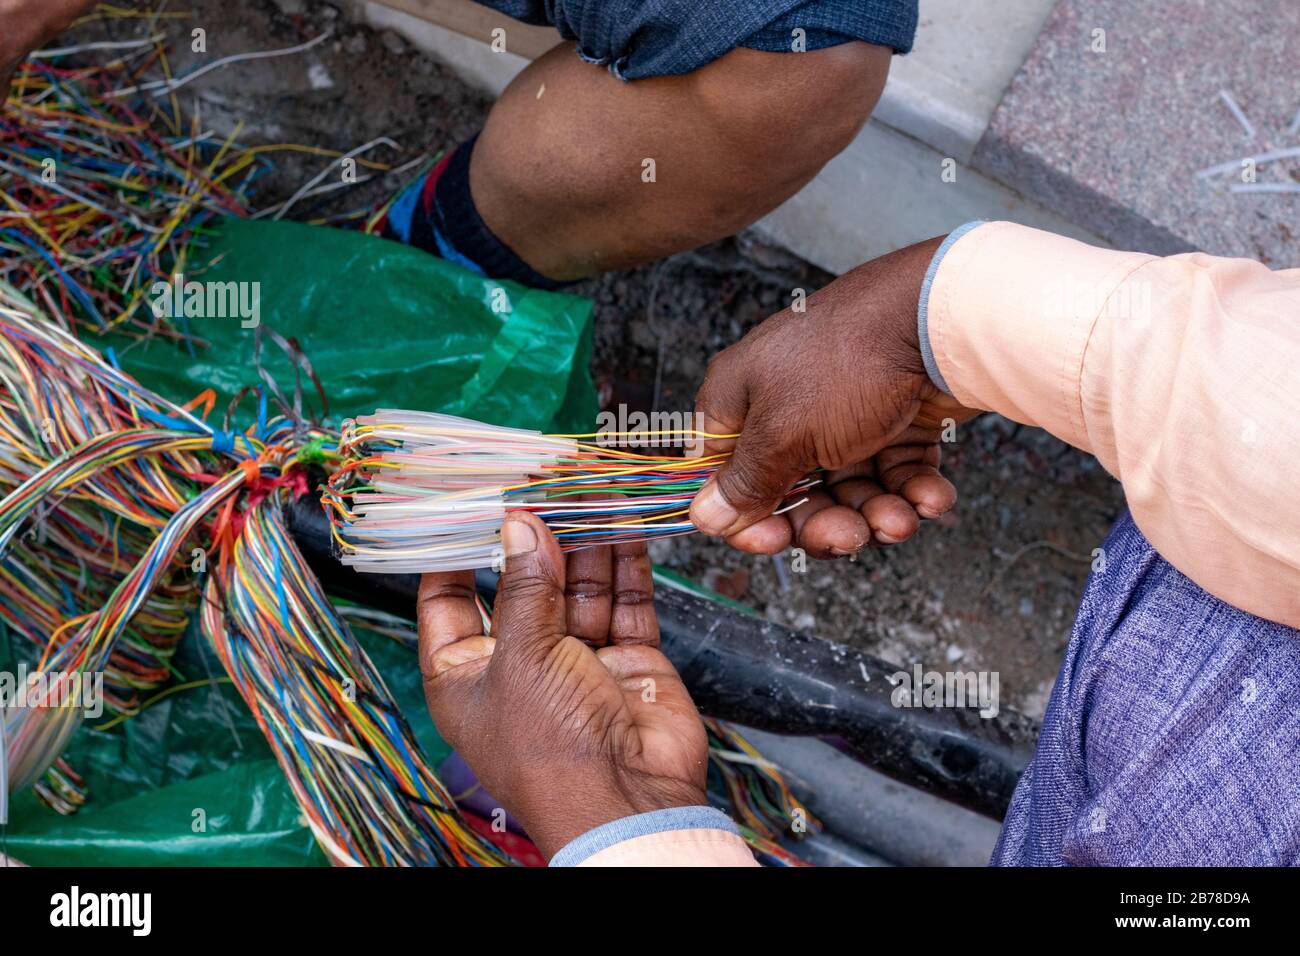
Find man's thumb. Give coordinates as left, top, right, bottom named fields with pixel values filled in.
left=491, top=511, right=567, bottom=662
left=690, top=430, right=804, bottom=537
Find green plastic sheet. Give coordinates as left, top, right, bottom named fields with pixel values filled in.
left=109, top=218, right=597, bottom=433
left=3, top=218, right=597, bottom=865
left=3, top=619, right=448, bottom=866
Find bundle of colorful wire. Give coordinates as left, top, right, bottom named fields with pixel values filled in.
left=0, top=284, right=230, bottom=788
left=704, top=717, right=821, bottom=866
left=0, top=281, right=503, bottom=865
left=1, top=53, right=261, bottom=337
left=31, top=757, right=86, bottom=816
left=324, top=409, right=818, bottom=573
left=201, top=497, right=505, bottom=867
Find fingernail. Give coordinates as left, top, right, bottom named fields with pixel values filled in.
left=502, top=514, right=537, bottom=558
left=875, top=532, right=903, bottom=545
left=830, top=546, right=860, bottom=558
left=692, top=483, right=739, bottom=535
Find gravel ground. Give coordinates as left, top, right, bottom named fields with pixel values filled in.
left=73, top=0, right=1126, bottom=719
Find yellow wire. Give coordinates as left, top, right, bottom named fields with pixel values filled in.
left=91, top=677, right=234, bottom=732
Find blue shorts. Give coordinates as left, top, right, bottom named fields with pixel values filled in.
left=478, top=0, right=918, bottom=80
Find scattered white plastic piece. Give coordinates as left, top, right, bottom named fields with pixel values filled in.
left=31, top=35, right=166, bottom=58
left=112, top=31, right=334, bottom=98
left=1230, top=182, right=1300, bottom=193
left=1195, top=146, right=1300, bottom=179
left=1217, top=89, right=1257, bottom=140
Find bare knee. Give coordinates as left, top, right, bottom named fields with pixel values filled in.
left=469, top=40, right=892, bottom=276
left=691, top=42, right=891, bottom=185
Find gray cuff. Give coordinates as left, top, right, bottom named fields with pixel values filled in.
left=918, top=220, right=986, bottom=395
left=548, top=805, right=738, bottom=867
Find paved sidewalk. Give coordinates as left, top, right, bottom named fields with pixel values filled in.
left=975, top=0, right=1299, bottom=264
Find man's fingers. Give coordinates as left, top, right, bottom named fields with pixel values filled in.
left=694, top=346, right=748, bottom=460
left=564, top=543, right=613, bottom=647
left=697, top=412, right=739, bottom=460
left=875, top=443, right=955, bottom=519
left=829, top=477, right=919, bottom=545
left=723, top=515, right=792, bottom=554
left=863, top=493, right=920, bottom=544
left=693, top=342, right=810, bottom=537
left=896, top=469, right=956, bottom=520
left=787, top=491, right=869, bottom=558
left=491, top=511, right=568, bottom=666
left=694, top=347, right=773, bottom=533
left=609, top=538, right=659, bottom=647
left=690, top=424, right=805, bottom=538
left=416, top=571, right=493, bottom=744
left=420, top=634, right=494, bottom=749
left=417, top=571, right=484, bottom=673
left=822, top=442, right=956, bottom=542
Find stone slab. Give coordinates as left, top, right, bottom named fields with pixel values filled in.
left=874, top=0, right=1060, bottom=163
left=753, top=118, right=1108, bottom=275
left=974, top=0, right=1300, bottom=264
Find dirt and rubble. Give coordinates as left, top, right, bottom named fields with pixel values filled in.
left=70, top=0, right=1126, bottom=719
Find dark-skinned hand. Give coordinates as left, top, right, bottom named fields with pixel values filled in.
left=1, top=0, right=95, bottom=101
left=689, top=236, right=979, bottom=558
left=417, top=511, right=708, bottom=860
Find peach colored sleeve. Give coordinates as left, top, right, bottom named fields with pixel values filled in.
left=927, top=221, right=1300, bottom=628
left=577, top=828, right=759, bottom=867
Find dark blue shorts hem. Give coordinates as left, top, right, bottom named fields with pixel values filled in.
left=477, top=0, right=918, bottom=80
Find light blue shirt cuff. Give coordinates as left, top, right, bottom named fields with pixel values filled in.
left=917, top=220, right=987, bottom=396
left=548, top=805, right=738, bottom=867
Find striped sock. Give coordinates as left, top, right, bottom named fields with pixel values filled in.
left=379, top=135, right=574, bottom=291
